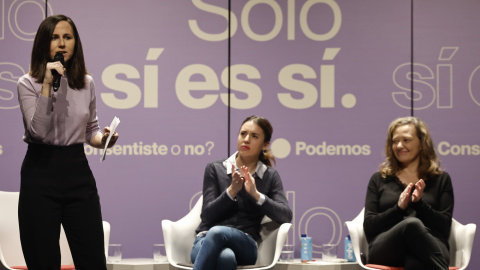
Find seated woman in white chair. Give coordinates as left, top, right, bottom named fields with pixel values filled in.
left=364, top=117, right=453, bottom=270
left=190, top=115, right=292, bottom=270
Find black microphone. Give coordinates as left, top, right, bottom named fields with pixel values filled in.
left=52, top=52, right=64, bottom=92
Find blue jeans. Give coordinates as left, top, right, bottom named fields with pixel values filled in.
left=190, top=226, right=258, bottom=270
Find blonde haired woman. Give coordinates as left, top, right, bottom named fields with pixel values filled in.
left=363, top=117, right=453, bottom=270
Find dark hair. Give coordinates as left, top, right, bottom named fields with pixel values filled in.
left=241, top=115, right=275, bottom=167
left=379, top=116, right=442, bottom=180
left=30, top=14, right=87, bottom=89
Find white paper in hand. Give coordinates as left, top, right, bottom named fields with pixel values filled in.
left=100, top=116, right=120, bottom=162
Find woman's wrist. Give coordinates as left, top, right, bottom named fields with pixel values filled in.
left=41, top=83, right=52, bottom=97
left=227, top=186, right=237, bottom=199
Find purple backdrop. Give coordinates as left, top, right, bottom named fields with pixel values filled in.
left=1, top=0, right=478, bottom=268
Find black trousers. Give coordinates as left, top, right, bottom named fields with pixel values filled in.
left=368, top=217, right=449, bottom=270
left=19, top=143, right=106, bottom=270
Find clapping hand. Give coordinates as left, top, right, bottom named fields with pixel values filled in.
left=231, top=164, right=245, bottom=192
left=240, top=166, right=260, bottom=202
left=398, top=179, right=426, bottom=210
left=412, top=179, right=425, bottom=203
left=398, top=183, right=413, bottom=210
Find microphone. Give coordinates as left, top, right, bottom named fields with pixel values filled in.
left=52, top=52, right=64, bottom=92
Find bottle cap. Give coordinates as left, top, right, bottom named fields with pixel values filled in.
left=347, top=235, right=351, bottom=240
left=301, top=234, right=306, bottom=237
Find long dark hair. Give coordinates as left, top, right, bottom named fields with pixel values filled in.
left=241, top=115, right=276, bottom=167
left=30, top=14, right=87, bottom=89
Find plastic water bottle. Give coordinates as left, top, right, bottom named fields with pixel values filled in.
left=300, top=234, right=312, bottom=261
left=344, top=235, right=356, bottom=262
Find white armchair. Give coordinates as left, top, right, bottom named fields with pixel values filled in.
left=0, top=191, right=110, bottom=270
left=345, top=208, right=476, bottom=270
left=161, top=195, right=292, bottom=270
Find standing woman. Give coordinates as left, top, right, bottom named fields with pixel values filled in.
left=190, top=115, right=292, bottom=270
left=364, top=117, right=453, bottom=270
left=17, top=15, right=118, bottom=270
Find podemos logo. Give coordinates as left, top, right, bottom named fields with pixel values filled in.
left=271, top=139, right=371, bottom=158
